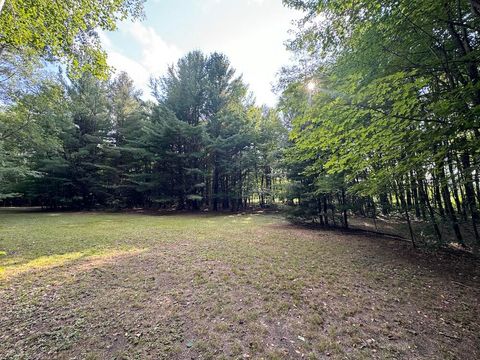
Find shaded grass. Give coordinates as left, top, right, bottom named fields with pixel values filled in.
left=0, top=209, right=479, bottom=359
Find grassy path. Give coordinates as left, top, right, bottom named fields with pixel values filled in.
left=0, top=210, right=479, bottom=359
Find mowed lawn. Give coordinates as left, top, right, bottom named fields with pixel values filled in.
left=0, top=210, right=479, bottom=359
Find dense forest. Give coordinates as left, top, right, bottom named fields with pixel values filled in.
left=278, top=0, right=480, bottom=250
left=0, top=52, right=287, bottom=211
left=2, top=0, right=480, bottom=251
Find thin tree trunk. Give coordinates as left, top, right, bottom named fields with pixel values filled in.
left=461, top=151, right=480, bottom=246
left=393, top=186, right=401, bottom=213
left=331, top=198, right=337, bottom=227
left=432, top=172, right=445, bottom=218
left=380, top=193, right=390, bottom=215
left=475, top=170, right=480, bottom=206
left=323, top=196, right=329, bottom=226
left=400, top=191, right=416, bottom=248
left=341, top=188, right=348, bottom=229
left=406, top=177, right=413, bottom=211
left=419, top=178, right=442, bottom=244
left=260, top=174, right=265, bottom=208
left=371, top=196, right=378, bottom=232
left=265, top=165, right=272, bottom=206
left=448, top=152, right=466, bottom=219
left=410, top=171, right=421, bottom=218
left=318, top=198, right=324, bottom=225
left=439, top=161, right=465, bottom=246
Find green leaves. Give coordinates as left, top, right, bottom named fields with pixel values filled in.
left=0, top=0, right=145, bottom=78
left=281, top=0, right=480, bottom=240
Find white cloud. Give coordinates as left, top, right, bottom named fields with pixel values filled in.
left=221, top=26, right=292, bottom=106
left=125, top=22, right=182, bottom=76
left=100, top=1, right=300, bottom=106
left=100, top=22, right=182, bottom=98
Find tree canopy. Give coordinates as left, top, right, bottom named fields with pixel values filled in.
left=280, top=0, right=480, bottom=249
left=0, top=0, right=145, bottom=77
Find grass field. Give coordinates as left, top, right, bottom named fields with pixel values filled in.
left=0, top=209, right=479, bottom=359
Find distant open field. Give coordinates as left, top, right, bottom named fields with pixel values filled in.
left=0, top=209, right=479, bottom=359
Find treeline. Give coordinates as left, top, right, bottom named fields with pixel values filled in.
left=0, top=51, right=286, bottom=210
left=3, top=0, right=480, bottom=251
left=280, top=0, right=480, bottom=250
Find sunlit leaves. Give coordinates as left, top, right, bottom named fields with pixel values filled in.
left=0, top=0, right=145, bottom=77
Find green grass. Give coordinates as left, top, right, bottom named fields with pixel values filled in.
left=0, top=209, right=275, bottom=278
left=0, top=209, right=479, bottom=359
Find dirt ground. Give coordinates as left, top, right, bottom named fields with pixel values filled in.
left=0, top=211, right=479, bottom=359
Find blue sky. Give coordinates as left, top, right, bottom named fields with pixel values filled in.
left=99, top=0, right=301, bottom=106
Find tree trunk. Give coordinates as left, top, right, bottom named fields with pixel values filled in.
left=223, top=176, right=230, bottom=210
left=419, top=178, right=442, bottom=244
left=439, top=162, right=465, bottom=246
left=317, top=198, right=324, bottom=225
left=265, top=165, right=272, bottom=206
left=461, top=151, right=480, bottom=246
left=371, top=197, right=378, bottom=232
left=406, top=177, right=413, bottom=211
left=393, top=186, right=400, bottom=212
left=410, top=171, right=421, bottom=219
left=380, top=193, right=390, bottom=215
left=398, top=184, right=416, bottom=248
left=432, top=172, right=445, bottom=218
left=341, top=188, right=348, bottom=229
left=323, top=196, right=329, bottom=226
left=260, top=174, right=265, bottom=208
left=448, top=153, right=466, bottom=219
left=475, top=169, right=480, bottom=206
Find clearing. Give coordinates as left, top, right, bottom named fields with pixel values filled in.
left=0, top=209, right=479, bottom=359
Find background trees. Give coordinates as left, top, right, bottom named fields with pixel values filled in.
left=0, top=51, right=286, bottom=211
left=142, top=51, right=286, bottom=210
